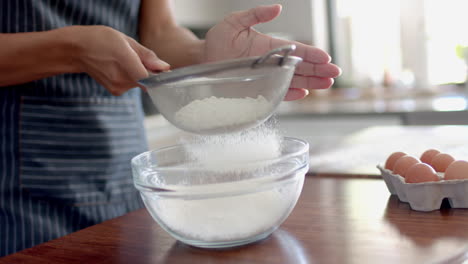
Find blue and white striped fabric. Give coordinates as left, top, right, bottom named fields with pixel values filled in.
left=0, top=0, right=147, bottom=256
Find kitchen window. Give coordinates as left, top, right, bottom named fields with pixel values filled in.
left=329, top=0, right=468, bottom=94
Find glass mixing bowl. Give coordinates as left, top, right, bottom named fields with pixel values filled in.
left=131, top=137, right=309, bottom=248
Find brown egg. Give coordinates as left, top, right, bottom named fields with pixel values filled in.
left=393, top=155, right=420, bottom=177
left=444, top=160, right=468, bottom=180
left=385, top=151, right=407, bottom=170
left=430, top=153, right=455, bottom=172
left=420, top=149, right=441, bottom=164
left=405, top=163, right=439, bottom=183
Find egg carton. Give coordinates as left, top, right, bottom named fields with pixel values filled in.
left=377, top=165, right=468, bottom=212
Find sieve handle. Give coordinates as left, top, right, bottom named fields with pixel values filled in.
left=138, top=45, right=300, bottom=89
left=252, top=45, right=296, bottom=68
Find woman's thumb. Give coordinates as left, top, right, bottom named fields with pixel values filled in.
left=140, top=48, right=170, bottom=72
left=228, top=4, right=282, bottom=29
left=128, top=38, right=170, bottom=72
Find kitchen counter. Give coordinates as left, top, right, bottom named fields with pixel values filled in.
left=278, top=87, right=468, bottom=118
left=308, top=125, right=468, bottom=175
left=276, top=88, right=468, bottom=129
left=2, top=174, right=468, bottom=264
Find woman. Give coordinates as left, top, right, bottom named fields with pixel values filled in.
left=0, top=0, right=341, bottom=256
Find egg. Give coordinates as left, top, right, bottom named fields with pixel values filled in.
left=420, top=149, right=441, bottom=164
left=392, top=155, right=420, bottom=177
left=405, top=163, right=439, bottom=183
left=385, top=151, right=407, bottom=170
left=430, top=153, right=455, bottom=172
left=444, top=160, right=468, bottom=180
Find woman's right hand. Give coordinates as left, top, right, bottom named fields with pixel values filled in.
left=71, top=26, right=170, bottom=95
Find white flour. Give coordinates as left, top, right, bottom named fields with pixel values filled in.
left=148, top=125, right=297, bottom=242
left=145, top=180, right=302, bottom=242
left=149, top=96, right=298, bottom=242
left=174, top=95, right=272, bottom=131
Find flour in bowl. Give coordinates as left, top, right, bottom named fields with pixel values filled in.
left=148, top=183, right=301, bottom=242
left=142, top=124, right=304, bottom=243
left=174, top=95, right=272, bottom=131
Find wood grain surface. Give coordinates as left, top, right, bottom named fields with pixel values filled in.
left=2, top=174, right=468, bottom=264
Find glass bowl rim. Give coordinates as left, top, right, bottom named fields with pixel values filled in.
left=131, top=137, right=309, bottom=196
left=132, top=137, right=309, bottom=171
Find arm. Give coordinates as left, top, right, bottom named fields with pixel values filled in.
left=138, top=0, right=205, bottom=68
left=0, top=28, right=79, bottom=87
left=0, top=26, right=169, bottom=95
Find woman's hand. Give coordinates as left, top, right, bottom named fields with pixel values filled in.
left=202, top=5, right=341, bottom=101
left=0, top=26, right=170, bottom=95
left=72, top=26, right=170, bottom=95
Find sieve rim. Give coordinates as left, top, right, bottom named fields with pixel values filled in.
left=138, top=54, right=302, bottom=89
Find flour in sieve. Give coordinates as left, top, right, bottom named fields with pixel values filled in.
left=174, top=95, right=272, bottom=131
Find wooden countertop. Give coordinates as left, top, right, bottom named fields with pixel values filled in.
left=2, top=174, right=468, bottom=264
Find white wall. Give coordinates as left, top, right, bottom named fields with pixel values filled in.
left=227, top=0, right=314, bottom=44
left=173, top=0, right=324, bottom=45
left=173, top=0, right=231, bottom=28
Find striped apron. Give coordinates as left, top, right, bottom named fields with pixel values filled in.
left=0, top=0, right=147, bottom=256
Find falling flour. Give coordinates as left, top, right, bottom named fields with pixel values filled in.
left=174, top=95, right=272, bottom=131
left=183, top=124, right=283, bottom=173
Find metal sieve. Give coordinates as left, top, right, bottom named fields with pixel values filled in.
left=138, top=45, right=302, bottom=135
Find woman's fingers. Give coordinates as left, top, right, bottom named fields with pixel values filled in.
left=284, top=76, right=334, bottom=101
left=127, top=36, right=170, bottom=72
left=284, top=88, right=309, bottom=101
left=295, top=61, right=341, bottom=78
left=290, top=75, right=335, bottom=90
left=268, top=37, right=331, bottom=64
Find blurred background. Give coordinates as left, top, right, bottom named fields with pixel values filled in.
left=172, top=0, right=468, bottom=93
left=144, top=0, right=468, bottom=173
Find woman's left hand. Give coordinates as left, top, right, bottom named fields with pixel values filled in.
left=202, top=4, right=341, bottom=101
